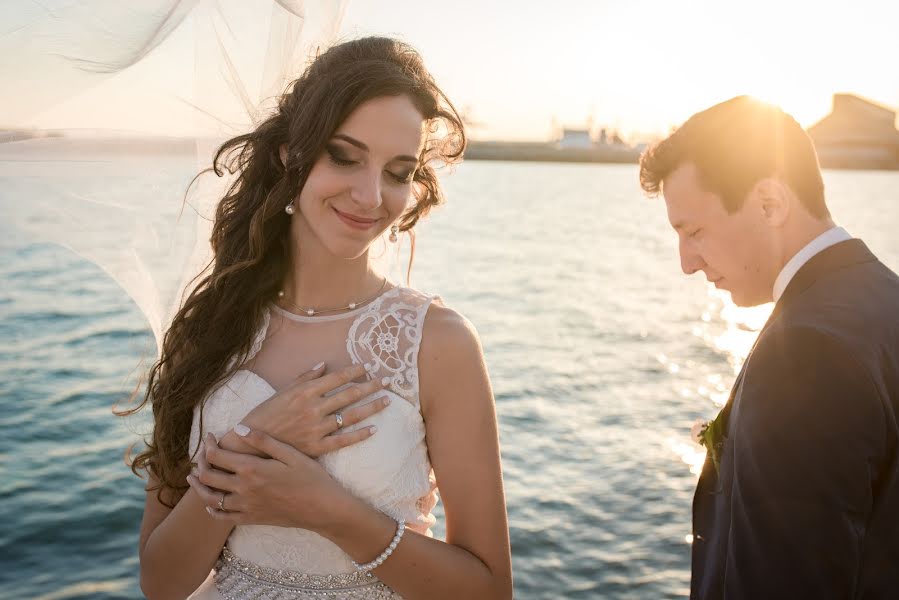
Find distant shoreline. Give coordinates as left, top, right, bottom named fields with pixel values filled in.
left=3, top=131, right=897, bottom=171
left=464, top=140, right=642, bottom=165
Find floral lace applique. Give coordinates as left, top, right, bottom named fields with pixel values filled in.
left=346, top=287, right=436, bottom=407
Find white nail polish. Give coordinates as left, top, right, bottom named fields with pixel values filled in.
left=382, top=396, right=391, bottom=406
left=369, top=425, right=378, bottom=434
left=313, top=361, right=325, bottom=370
left=234, top=424, right=250, bottom=437
left=381, top=376, right=391, bottom=386
left=206, top=506, right=214, bottom=516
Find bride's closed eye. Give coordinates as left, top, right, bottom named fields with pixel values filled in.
left=387, top=169, right=414, bottom=184
left=326, top=144, right=356, bottom=167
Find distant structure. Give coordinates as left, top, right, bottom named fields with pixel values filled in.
left=808, top=94, right=899, bottom=170
left=463, top=117, right=640, bottom=164
left=597, top=128, right=625, bottom=147
left=558, top=128, right=593, bottom=149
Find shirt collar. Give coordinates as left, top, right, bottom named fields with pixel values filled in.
left=772, top=226, right=852, bottom=303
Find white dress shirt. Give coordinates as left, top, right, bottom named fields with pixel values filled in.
left=772, top=226, right=852, bottom=303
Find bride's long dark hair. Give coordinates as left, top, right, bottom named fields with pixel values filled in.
left=122, top=37, right=465, bottom=507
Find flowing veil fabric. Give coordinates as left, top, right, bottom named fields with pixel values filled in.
left=1, top=0, right=348, bottom=353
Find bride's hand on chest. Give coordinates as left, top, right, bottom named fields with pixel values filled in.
left=230, top=363, right=391, bottom=457
left=188, top=429, right=356, bottom=531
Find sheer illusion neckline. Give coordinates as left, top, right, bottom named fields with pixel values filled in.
left=270, top=285, right=397, bottom=323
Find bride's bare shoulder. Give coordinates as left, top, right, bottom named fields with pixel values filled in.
left=422, top=298, right=481, bottom=350
left=418, top=299, right=488, bottom=407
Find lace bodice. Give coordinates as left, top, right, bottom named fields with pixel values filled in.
left=188, top=286, right=439, bottom=576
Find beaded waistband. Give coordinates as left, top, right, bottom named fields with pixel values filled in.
left=214, top=547, right=401, bottom=599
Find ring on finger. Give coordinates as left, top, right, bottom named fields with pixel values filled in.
left=334, top=411, right=344, bottom=429
left=219, top=492, right=227, bottom=512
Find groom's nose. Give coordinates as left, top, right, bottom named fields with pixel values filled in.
left=679, top=245, right=705, bottom=275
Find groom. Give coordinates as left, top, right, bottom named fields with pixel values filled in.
left=640, top=96, right=899, bottom=599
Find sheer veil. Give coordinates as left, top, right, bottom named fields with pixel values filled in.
left=1, top=0, right=348, bottom=353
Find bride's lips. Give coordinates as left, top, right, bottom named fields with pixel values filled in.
left=332, top=207, right=380, bottom=231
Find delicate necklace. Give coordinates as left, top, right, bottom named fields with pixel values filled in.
left=277, top=277, right=389, bottom=317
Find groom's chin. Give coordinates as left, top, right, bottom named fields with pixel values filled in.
left=729, top=290, right=770, bottom=308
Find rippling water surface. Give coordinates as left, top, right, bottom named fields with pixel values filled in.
left=2, top=144, right=898, bottom=599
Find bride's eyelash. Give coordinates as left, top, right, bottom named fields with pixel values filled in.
left=388, top=171, right=414, bottom=184
left=326, top=145, right=355, bottom=166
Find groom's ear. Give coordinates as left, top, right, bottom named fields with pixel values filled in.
left=754, top=178, right=790, bottom=227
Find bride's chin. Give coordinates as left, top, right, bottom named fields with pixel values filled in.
left=322, top=241, right=375, bottom=261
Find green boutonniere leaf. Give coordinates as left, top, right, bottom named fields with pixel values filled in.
left=692, top=413, right=727, bottom=475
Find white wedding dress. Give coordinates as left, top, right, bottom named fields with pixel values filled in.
left=187, top=286, right=439, bottom=599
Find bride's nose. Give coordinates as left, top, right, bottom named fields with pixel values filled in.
left=349, top=168, right=383, bottom=210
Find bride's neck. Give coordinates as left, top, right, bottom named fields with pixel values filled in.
left=282, top=237, right=383, bottom=310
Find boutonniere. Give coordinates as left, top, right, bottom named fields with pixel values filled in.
left=692, top=414, right=727, bottom=475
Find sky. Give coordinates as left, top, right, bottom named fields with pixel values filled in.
left=4, top=0, right=899, bottom=142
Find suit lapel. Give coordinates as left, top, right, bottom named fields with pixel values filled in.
left=720, top=238, right=876, bottom=433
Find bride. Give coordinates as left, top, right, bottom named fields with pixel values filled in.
left=131, top=37, right=512, bottom=599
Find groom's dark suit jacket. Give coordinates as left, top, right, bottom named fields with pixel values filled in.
left=691, top=239, right=899, bottom=599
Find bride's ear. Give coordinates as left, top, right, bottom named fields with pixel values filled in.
left=279, top=144, right=288, bottom=168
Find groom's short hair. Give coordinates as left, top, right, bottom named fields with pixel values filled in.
left=639, top=96, right=828, bottom=218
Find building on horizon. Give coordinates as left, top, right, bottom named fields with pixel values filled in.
left=558, top=128, right=593, bottom=149
left=556, top=125, right=628, bottom=150
left=808, top=94, right=899, bottom=170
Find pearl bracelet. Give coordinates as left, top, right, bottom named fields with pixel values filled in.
left=352, top=519, right=406, bottom=573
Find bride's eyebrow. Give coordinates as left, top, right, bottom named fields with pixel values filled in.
left=332, top=133, right=418, bottom=164
left=331, top=133, right=367, bottom=150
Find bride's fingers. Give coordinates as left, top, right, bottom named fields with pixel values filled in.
left=320, top=377, right=387, bottom=417
left=305, top=363, right=368, bottom=397
left=205, top=433, right=266, bottom=475
left=289, top=361, right=326, bottom=387
left=324, top=395, right=391, bottom=434
left=234, top=428, right=306, bottom=465
left=188, top=474, right=247, bottom=516
left=186, top=474, right=225, bottom=507
left=197, top=443, right=239, bottom=491
left=319, top=424, right=378, bottom=454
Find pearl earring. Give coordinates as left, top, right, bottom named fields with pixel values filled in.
left=389, top=225, right=399, bottom=243
left=285, top=202, right=295, bottom=215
